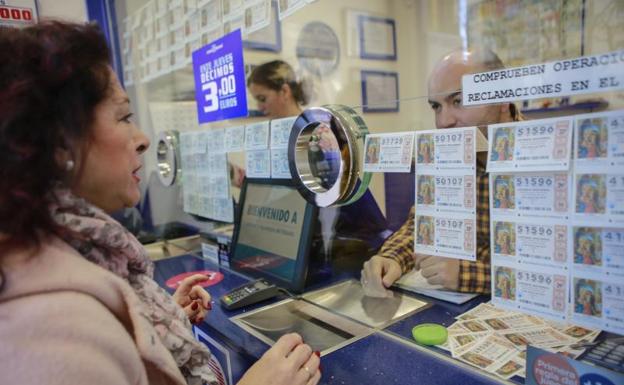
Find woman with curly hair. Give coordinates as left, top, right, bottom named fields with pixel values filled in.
left=0, top=21, right=320, bottom=385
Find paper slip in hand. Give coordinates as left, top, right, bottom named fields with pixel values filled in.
left=394, top=269, right=478, bottom=304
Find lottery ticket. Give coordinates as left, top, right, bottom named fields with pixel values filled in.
left=569, top=226, right=624, bottom=278
left=270, top=117, right=296, bottom=149
left=243, top=0, right=271, bottom=35
left=570, top=275, right=624, bottom=335
left=206, top=128, right=225, bottom=153
left=415, top=127, right=476, bottom=172
left=208, top=153, right=228, bottom=178
left=498, top=327, right=575, bottom=349
left=270, top=148, right=291, bottom=179
left=245, top=149, right=270, bottom=178
left=448, top=332, right=490, bottom=357
left=224, top=125, right=245, bottom=152
left=414, top=214, right=477, bottom=261
left=416, top=174, right=476, bottom=215
left=487, top=117, right=573, bottom=172
left=244, top=120, right=270, bottom=150
left=491, top=265, right=568, bottom=321
left=490, top=219, right=569, bottom=268
left=479, top=313, right=545, bottom=331
left=452, top=319, right=491, bottom=333
left=573, top=173, right=624, bottom=225
left=573, top=109, right=624, bottom=171
left=491, top=356, right=525, bottom=380
left=456, top=302, right=508, bottom=321
left=490, top=172, right=571, bottom=219
left=457, top=335, right=518, bottom=371
left=363, top=132, right=414, bottom=173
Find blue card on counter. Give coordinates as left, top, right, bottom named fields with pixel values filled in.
left=192, top=29, right=248, bottom=123
left=526, top=346, right=624, bottom=385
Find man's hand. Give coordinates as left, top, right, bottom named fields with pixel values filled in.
left=360, top=255, right=402, bottom=298
left=414, top=254, right=460, bottom=290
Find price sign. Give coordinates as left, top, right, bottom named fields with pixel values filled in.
left=0, top=1, right=38, bottom=28
left=192, top=29, right=248, bottom=123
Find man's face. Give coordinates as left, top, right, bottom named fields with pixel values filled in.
left=428, top=54, right=509, bottom=129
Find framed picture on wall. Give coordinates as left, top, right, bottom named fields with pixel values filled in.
left=358, top=15, right=397, bottom=60
left=361, top=70, right=399, bottom=112
left=243, top=0, right=282, bottom=52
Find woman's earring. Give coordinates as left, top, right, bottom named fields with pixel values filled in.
left=66, top=160, right=75, bottom=171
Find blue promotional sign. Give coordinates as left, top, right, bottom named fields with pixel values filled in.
left=192, top=29, right=248, bottom=123
left=526, top=346, right=623, bottom=385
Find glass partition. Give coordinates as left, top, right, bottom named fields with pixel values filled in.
left=115, top=0, right=624, bottom=336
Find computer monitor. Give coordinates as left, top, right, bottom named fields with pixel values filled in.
left=230, top=178, right=318, bottom=292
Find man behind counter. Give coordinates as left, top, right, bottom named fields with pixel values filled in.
left=361, top=48, right=522, bottom=297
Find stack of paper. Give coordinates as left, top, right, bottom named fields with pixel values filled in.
left=436, top=303, right=600, bottom=380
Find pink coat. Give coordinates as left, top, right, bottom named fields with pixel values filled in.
left=0, top=236, right=187, bottom=385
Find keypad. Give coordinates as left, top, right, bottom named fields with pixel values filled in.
left=583, top=339, right=624, bottom=374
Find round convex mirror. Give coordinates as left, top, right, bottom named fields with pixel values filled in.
left=307, top=122, right=341, bottom=190
left=288, top=105, right=371, bottom=207
left=156, top=130, right=180, bottom=186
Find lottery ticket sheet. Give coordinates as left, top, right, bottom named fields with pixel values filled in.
left=179, top=130, right=233, bottom=222
left=488, top=116, right=574, bottom=322
left=490, top=200, right=570, bottom=321
left=269, top=117, right=296, bottom=179
left=487, top=116, right=573, bottom=172
left=244, top=120, right=270, bottom=150
left=363, top=132, right=414, bottom=173
left=570, top=109, right=624, bottom=334
left=414, top=127, right=478, bottom=261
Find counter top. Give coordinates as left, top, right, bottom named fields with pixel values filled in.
left=154, top=254, right=512, bottom=385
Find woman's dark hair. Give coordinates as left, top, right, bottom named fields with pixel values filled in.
left=247, top=60, right=309, bottom=105
left=0, top=21, right=112, bottom=257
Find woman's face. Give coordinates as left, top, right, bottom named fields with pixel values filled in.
left=72, top=70, right=150, bottom=213
left=249, top=82, right=290, bottom=119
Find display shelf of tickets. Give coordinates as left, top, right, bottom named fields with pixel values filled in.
left=200, top=224, right=234, bottom=267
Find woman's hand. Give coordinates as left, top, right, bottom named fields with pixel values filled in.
left=172, top=274, right=212, bottom=324
left=237, top=333, right=320, bottom=385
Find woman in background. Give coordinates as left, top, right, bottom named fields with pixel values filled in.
left=0, top=21, right=320, bottom=385
left=247, top=60, right=309, bottom=119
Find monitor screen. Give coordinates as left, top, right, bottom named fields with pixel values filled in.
left=230, top=179, right=317, bottom=292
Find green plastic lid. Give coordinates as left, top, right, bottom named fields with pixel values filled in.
left=411, top=323, right=448, bottom=346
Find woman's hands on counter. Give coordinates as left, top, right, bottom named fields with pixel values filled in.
left=172, top=274, right=212, bottom=324
left=237, top=333, right=321, bottom=385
